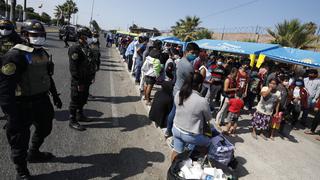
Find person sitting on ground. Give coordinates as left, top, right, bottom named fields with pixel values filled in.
left=149, top=81, right=174, bottom=128
left=224, top=91, right=244, bottom=137
left=171, top=72, right=212, bottom=161
left=251, top=78, right=281, bottom=140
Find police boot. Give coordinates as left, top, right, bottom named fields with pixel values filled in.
left=69, top=114, right=86, bottom=131
left=27, top=149, right=55, bottom=163
left=76, top=110, right=92, bottom=122
left=16, top=164, right=32, bottom=180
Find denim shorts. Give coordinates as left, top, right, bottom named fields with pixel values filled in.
left=172, top=125, right=211, bottom=153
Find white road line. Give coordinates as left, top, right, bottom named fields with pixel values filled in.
left=108, top=48, right=120, bottom=127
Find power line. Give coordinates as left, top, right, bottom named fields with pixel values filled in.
left=202, top=0, right=260, bottom=19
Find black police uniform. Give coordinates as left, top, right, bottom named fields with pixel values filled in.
left=90, top=40, right=101, bottom=71
left=0, top=31, right=23, bottom=56
left=0, top=44, right=60, bottom=177
left=68, top=42, right=94, bottom=128
left=0, top=31, right=23, bottom=119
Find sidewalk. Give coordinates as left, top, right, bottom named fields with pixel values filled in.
left=115, top=48, right=320, bottom=180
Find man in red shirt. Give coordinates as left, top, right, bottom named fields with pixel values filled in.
left=224, top=92, right=244, bottom=136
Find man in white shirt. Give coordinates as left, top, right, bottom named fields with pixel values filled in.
left=302, top=69, right=320, bottom=125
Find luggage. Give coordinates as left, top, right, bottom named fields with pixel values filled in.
left=208, top=135, right=235, bottom=166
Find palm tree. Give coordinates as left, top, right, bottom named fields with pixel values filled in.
left=63, top=0, right=78, bottom=24
left=171, top=16, right=202, bottom=41
left=267, top=19, right=318, bottom=49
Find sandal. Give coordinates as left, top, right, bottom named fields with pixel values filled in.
left=304, top=130, right=315, bottom=135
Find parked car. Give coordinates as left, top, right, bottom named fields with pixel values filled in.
left=59, top=25, right=77, bottom=41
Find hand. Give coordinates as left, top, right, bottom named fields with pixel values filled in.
left=77, top=85, right=84, bottom=92
left=315, top=108, right=319, bottom=111
left=53, top=94, right=62, bottom=109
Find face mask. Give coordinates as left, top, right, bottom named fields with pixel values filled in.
left=0, top=29, right=12, bottom=36
left=86, top=37, right=93, bottom=44
left=186, top=54, right=197, bottom=62
left=29, top=37, right=46, bottom=46
left=217, top=61, right=223, bottom=66
left=92, top=37, right=98, bottom=43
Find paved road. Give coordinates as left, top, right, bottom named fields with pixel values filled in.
left=0, top=33, right=171, bottom=180
left=1, top=33, right=320, bottom=180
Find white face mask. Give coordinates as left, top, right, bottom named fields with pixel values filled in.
left=217, top=61, right=223, bottom=66
left=29, top=37, right=46, bottom=46
left=92, top=37, right=98, bottom=43
left=86, top=37, right=93, bottom=45
left=0, top=29, right=12, bottom=36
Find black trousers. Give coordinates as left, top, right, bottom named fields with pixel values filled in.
left=127, top=54, right=133, bottom=71
left=69, top=85, right=90, bottom=121
left=3, top=94, right=54, bottom=168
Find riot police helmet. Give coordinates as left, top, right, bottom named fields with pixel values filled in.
left=0, top=19, right=15, bottom=36
left=21, top=19, right=46, bottom=46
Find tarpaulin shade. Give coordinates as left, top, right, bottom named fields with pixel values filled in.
left=261, top=47, right=320, bottom=68
left=193, top=39, right=280, bottom=55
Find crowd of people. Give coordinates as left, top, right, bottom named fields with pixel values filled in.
left=115, top=34, right=320, bottom=160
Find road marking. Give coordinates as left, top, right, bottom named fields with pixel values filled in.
left=108, top=48, right=119, bottom=127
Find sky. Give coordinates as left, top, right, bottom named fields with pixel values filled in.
left=16, top=0, right=320, bottom=32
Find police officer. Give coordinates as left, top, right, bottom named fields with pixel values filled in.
left=0, top=19, right=62, bottom=180
left=0, top=19, right=23, bottom=120
left=90, top=31, right=101, bottom=71
left=0, top=19, right=23, bottom=56
left=68, top=27, right=95, bottom=131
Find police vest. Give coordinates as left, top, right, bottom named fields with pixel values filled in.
left=0, top=37, right=16, bottom=56
left=15, top=45, right=51, bottom=96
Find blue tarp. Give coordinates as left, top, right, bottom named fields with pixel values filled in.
left=193, top=39, right=280, bottom=55
left=261, top=47, right=320, bottom=68
left=150, top=36, right=181, bottom=42
left=163, top=39, right=186, bottom=46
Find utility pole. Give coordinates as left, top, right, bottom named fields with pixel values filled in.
left=90, top=0, right=95, bottom=28
left=10, top=0, right=16, bottom=22
left=23, top=0, right=27, bottom=21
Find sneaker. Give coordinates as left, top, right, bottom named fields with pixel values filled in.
left=164, top=130, right=173, bottom=138
left=69, top=121, right=86, bottom=131
left=27, top=150, right=55, bottom=163
left=16, top=174, right=32, bottom=180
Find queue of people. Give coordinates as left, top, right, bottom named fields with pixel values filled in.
left=115, top=34, right=320, bottom=162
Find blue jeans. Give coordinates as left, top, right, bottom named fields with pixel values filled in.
left=135, top=57, right=143, bottom=82
left=172, top=126, right=211, bottom=153
left=166, top=103, right=176, bottom=134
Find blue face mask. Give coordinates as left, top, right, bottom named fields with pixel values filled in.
left=186, top=54, right=197, bottom=62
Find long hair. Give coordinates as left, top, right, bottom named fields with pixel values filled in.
left=178, top=72, right=203, bottom=106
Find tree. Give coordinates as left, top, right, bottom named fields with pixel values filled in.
left=267, top=19, right=318, bottom=49
left=41, top=12, right=51, bottom=24
left=90, top=20, right=101, bottom=32
left=26, top=7, right=34, bottom=13
left=62, top=0, right=78, bottom=24
left=171, top=16, right=212, bottom=41
left=54, top=5, right=65, bottom=25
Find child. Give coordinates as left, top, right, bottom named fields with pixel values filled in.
left=270, top=112, right=283, bottom=140
left=224, top=92, right=244, bottom=136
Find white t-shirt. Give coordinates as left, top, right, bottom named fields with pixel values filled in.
left=256, top=87, right=281, bottom=115
left=199, top=65, right=211, bottom=88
